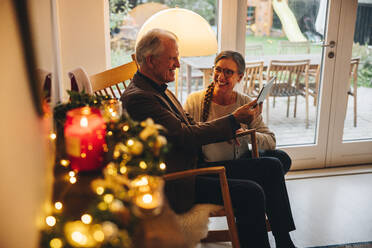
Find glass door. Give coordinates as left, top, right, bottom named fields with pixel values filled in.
left=326, top=0, right=372, bottom=166
left=243, top=0, right=341, bottom=169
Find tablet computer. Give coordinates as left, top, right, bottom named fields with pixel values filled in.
left=256, top=76, right=276, bottom=104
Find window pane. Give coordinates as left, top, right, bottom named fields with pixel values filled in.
left=109, top=0, right=217, bottom=68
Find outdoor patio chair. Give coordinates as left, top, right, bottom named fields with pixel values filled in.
left=89, top=58, right=138, bottom=98
left=163, top=129, right=270, bottom=248
left=348, top=58, right=359, bottom=127
left=266, top=59, right=311, bottom=128
left=278, top=41, right=311, bottom=54
left=299, top=64, right=321, bottom=107
left=246, top=43, right=264, bottom=56
left=243, top=61, right=264, bottom=97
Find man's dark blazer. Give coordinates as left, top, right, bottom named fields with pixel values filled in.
left=121, top=72, right=235, bottom=213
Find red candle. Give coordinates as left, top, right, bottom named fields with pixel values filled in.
left=64, top=106, right=106, bottom=171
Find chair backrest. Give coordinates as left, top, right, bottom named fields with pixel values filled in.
left=89, top=60, right=138, bottom=98
left=243, top=61, right=264, bottom=96
left=348, top=57, right=360, bottom=96
left=36, top=68, right=52, bottom=102
left=267, top=60, right=310, bottom=94
left=349, top=58, right=360, bottom=83
left=278, top=41, right=311, bottom=54
left=245, top=43, right=264, bottom=56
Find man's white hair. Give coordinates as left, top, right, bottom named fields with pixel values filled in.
left=135, top=28, right=178, bottom=67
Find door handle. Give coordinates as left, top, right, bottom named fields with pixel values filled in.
left=314, top=40, right=336, bottom=48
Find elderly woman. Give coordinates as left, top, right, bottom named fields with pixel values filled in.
left=184, top=50, right=291, bottom=174
left=184, top=50, right=296, bottom=248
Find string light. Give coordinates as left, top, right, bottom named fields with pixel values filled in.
left=93, top=230, right=105, bottom=242
left=122, top=125, right=129, bottom=132
left=81, top=214, right=92, bottom=224
left=127, top=139, right=134, bottom=146
left=70, top=176, right=77, bottom=184
left=159, top=162, right=166, bottom=170
left=50, top=238, right=63, bottom=248
left=98, top=202, right=107, bottom=211
left=139, top=161, right=147, bottom=169
left=96, top=186, right=104, bottom=195
left=46, top=216, right=56, bottom=227
left=49, top=133, right=57, bottom=140
left=54, top=202, right=63, bottom=210
left=60, top=159, right=70, bottom=167
left=119, top=165, right=127, bottom=174
left=103, top=194, right=114, bottom=204
left=80, top=152, right=87, bottom=158
left=69, top=171, right=75, bottom=177
left=71, top=231, right=88, bottom=245
left=107, top=131, right=113, bottom=136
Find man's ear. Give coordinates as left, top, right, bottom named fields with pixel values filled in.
left=145, top=55, right=155, bottom=69
left=238, top=73, right=244, bottom=82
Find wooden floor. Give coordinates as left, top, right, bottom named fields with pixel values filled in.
left=198, top=165, right=372, bottom=248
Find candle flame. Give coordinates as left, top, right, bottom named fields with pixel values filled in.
left=142, top=194, right=153, bottom=204
left=80, top=117, right=88, bottom=127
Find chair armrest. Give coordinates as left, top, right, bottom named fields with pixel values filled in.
left=163, top=166, right=226, bottom=181
left=236, top=129, right=259, bottom=158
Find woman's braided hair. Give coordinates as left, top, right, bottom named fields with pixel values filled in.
left=202, top=51, right=245, bottom=122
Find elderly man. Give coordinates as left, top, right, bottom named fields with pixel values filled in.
left=121, top=28, right=296, bottom=248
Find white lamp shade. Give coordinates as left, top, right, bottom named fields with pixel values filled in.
left=136, top=8, right=218, bottom=57
left=129, top=2, right=169, bottom=28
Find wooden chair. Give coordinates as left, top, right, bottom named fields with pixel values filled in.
left=89, top=59, right=138, bottom=98
left=164, top=129, right=270, bottom=248
left=246, top=43, right=264, bottom=56
left=267, top=60, right=311, bottom=128
left=243, top=61, right=264, bottom=97
left=36, top=68, right=52, bottom=102
left=348, top=58, right=359, bottom=127
left=278, top=41, right=311, bottom=54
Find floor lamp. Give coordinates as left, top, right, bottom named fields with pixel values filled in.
left=135, top=8, right=218, bottom=99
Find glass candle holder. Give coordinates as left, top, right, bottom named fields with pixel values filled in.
left=130, top=175, right=164, bottom=218
left=100, top=99, right=122, bottom=122
left=64, top=106, right=106, bottom=172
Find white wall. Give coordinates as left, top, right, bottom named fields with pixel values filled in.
left=0, top=1, right=52, bottom=247
left=57, top=0, right=110, bottom=101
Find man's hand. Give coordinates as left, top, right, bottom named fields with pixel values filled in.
left=232, top=99, right=263, bottom=125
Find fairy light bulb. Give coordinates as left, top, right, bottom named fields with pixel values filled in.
left=159, top=162, right=166, bottom=170
left=81, top=214, right=92, bottom=224
left=54, top=202, right=63, bottom=210
left=71, top=231, right=87, bottom=245
left=60, top=159, right=70, bottom=167
left=46, top=216, right=56, bottom=227
left=119, top=165, right=127, bottom=174
left=127, top=139, right=134, bottom=146
left=122, top=125, right=129, bottom=132
left=50, top=238, right=63, bottom=248
left=93, top=230, right=105, bottom=242
left=69, top=171, right=75, bottom=177
left=80, top=116, right=88, bottom=127
left=96, top=186, right=104, bottom=195
left=69, top=176, right=77, bottom=184
left=49, top=133, right=57, bottom=140
left=139, top=161, right=147, bottom=169
left=103, top=194, right=114, bottom=204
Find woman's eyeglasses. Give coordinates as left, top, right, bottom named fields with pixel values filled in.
left=213, top=66, right=237, bottom=78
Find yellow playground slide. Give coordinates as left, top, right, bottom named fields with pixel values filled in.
left=272, top=0, right=307, bottom=42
